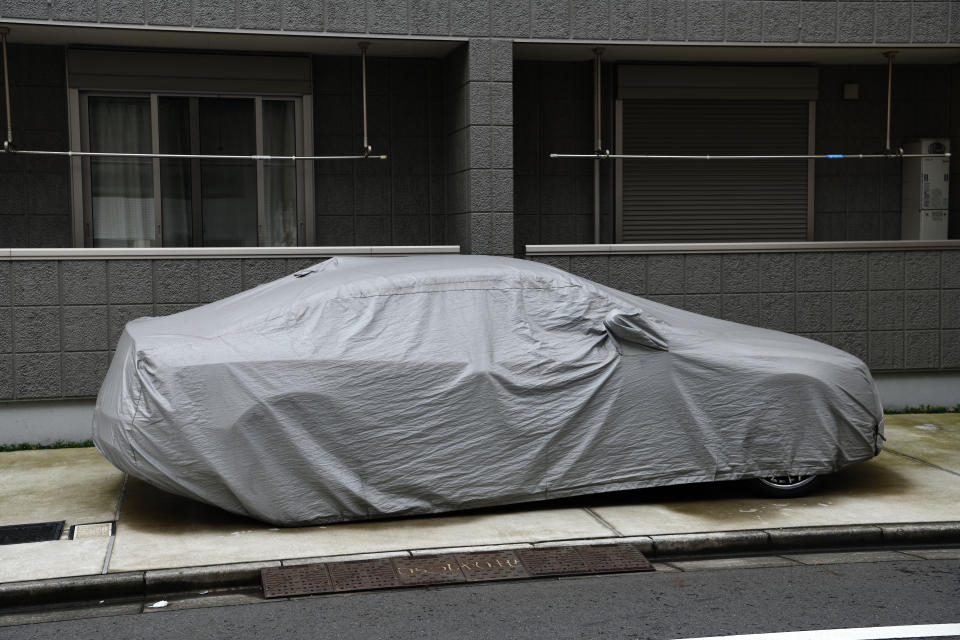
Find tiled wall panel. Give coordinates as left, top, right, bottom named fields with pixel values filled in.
left=0, top=256, right=329, bottom=401
left=0, top=1, right=951, bottom=44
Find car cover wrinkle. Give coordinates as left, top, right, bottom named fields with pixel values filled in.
left=93, top=255, right=884, bottom=525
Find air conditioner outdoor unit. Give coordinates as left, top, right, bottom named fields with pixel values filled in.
left=901, top=138, right=950, bottom=240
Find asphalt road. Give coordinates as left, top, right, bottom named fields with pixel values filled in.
left=1, top=558, right=958, bottom=640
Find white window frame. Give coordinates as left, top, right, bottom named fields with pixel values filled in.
left=69, top=89, right=314, bottom=248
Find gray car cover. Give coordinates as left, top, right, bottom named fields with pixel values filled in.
left=93, top=255, right=884, bottom=526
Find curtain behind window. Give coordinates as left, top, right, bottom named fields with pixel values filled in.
left=88, top=97, right=155, bottom=247
left=263, top=100, right=298, bottom=247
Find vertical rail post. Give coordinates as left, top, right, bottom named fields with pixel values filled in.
left=1, top=27, right=13, bottom=151
left=359, top=42, right=371, bottom=156
left=884, top=51, right=897, bottom=154
left=593, top=48, right=604, bottom=244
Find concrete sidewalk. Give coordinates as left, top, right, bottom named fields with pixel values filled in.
left=1, top=413, right=959, bottom=593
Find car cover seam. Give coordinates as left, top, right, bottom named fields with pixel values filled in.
left=323, top=283, right=585, bottom=302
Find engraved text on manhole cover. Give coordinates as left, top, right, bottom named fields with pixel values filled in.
left=574, top=544, right=653, bottom=573
left=454, top=551, right=529, bottom=582
left=261, top=565, right=334, bottom=598
left=515, top=546, right=590, bottom=576
left=392, top=554, right=466, bottom=586
left=328, top=558, right=402, bottom=592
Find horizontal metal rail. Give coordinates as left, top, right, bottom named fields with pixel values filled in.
left=0, top=148, right=387, bottom=160
left=551, top=152, right=950, bottom=160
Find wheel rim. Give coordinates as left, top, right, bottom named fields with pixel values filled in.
left=757, top=475, right=817, bottom=490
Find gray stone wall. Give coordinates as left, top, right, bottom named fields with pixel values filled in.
left=0, top=256, right=326, bottom=401
left=1, top=1, right=953, bottom=44
left=0, top=44, right=72, bottom=248
left=814, top=64, right=960, bottom=241
left=530, top=249, right=960, bottom=372
left=313, top=56, right=447, bottom=246
left=444, top=40, right=513, bottom=255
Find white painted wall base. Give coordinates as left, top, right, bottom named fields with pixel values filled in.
left=0, top=400, right=96, bottom=445
left=873, top=372, right=960, bottom=411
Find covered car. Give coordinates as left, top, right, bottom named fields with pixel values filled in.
left=93, top=255, right=884, bottom=526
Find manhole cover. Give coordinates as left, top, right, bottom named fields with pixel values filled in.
left=328, top=558, right=401, bottom=592
left=0, top=521, right=64, bottom=546
left=261, top=565, right=334, bottom=598
left=574, top=544, right=653, bottom=573
left=515, top=546, right=590, bottom=576
left=454, top=551, right=529, bottom=582
left=393, top=554, right=466, bottom=586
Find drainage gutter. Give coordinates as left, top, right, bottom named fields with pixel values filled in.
left=1, top=521, right=958, bottom=610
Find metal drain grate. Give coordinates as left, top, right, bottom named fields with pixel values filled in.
left=393, top=554, right=466, bottom=586
left=328, top=558, right=402, bottom=592
left=262, top=545, right=654, bottom=599
left=454, top=551, right=529, bottom=582
left=515, top=546, right=590, bottom=577
left=0, top=521, right=64, bottom=546
left=261, top=565, right=334, bottom=599
left=574, top=543, right=654, bottom=573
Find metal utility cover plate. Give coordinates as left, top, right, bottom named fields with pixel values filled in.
left=328, top=559, right=402, bottom=592
left=574, top=544, right=654, bottom=573
left=0, top=521, right=64, bottom=545
left=69, top=522, right=114, bottom=540
left=261, top=565, right=333, bottom=599
left=454, top=551, right=529, bottom=582
left=392, top=554, right=466, bottom=586
left=515, top=546, right=590, bottom=577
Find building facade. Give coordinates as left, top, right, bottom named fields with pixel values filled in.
left=0, top=1, right=958, bottom=440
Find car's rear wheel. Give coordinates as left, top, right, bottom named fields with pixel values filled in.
left=750, top=474, right=822, bottom=498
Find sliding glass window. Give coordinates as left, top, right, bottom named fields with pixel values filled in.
left=81, top=93, right=304, bottom=248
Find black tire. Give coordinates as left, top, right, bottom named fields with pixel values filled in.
left=749, top=474, right=822, bottom=498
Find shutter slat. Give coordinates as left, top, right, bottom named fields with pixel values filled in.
left=620, top=99, right=809, bottom=243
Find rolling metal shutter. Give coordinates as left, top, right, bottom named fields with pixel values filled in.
left=620, top=99, right=809, bottom=242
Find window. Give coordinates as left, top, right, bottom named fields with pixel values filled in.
left=67, top=49, right=313, bottom=248
left=81, top=93, right=304, bottom=248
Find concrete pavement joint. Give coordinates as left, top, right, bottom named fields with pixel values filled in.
left=581, top=507, right=624, bottom=536
left=100, top=473, right=128, bottom=575
left=883, top=448, right=960, bottom=477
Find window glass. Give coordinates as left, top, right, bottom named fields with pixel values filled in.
left=199, top=98, right=258, bottom=247
left=85, top=93, right=302, bottom=248
left=159, top=97, right=193, bottom=246
left=88, top=96, right=154, bottom=247
left=263, top=100, right=298, bottom=247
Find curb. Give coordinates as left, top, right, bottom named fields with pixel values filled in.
left=2, top=521, right=958, bottom=611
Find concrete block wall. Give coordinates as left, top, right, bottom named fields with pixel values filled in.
left=0, top=256, right=328, bottom=401
left=814, top=65, right=960, bottom=241
left=444, top=40, right=513, bottom=255
left=529, top=248, right=960, bottom=372
left=313, top=56, right=447, bottom=246
left=1, top=1, right=953, bottom=44
left=0, top=44, right=72, bottom=248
